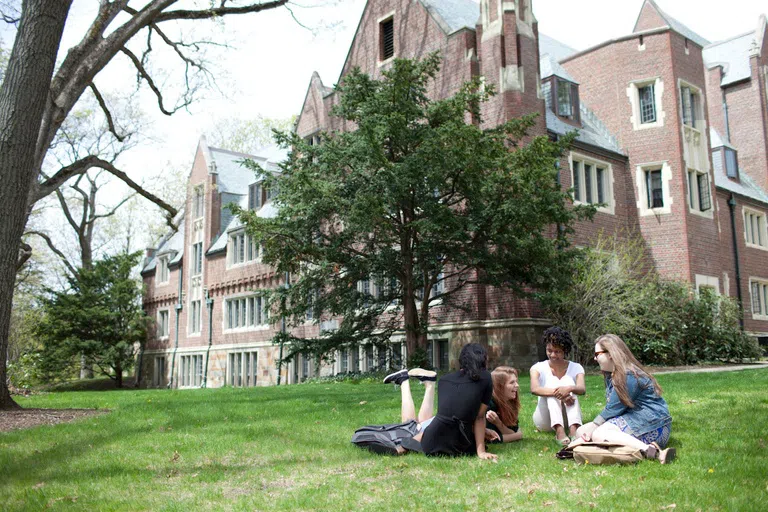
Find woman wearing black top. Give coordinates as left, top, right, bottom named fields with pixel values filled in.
left=401, top=343, right=498, bottom=460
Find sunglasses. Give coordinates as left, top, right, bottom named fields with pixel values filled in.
left=594, top=350, right=607, bottom=358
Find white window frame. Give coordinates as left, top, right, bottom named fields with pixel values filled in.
left=179, top=354, right=204, bottom=388
left=636, top=161, right=673, bottom=216
left=190, top=299, right=202, bottom=334
left=749, top=278, right=768, bottom=320
left=152, top=356, right=166, bottom=387
left=157, top=255, right=170, bottom=285
left=227, top=350, right=258, bottom=387
left=227, top=229, right=260, bottom=268
left=555, top=78, right=573, bottom=118
left=679, top=82, right=703, bottom=131
left=377, top=11, right=396, bottom=65
left=191, top=242, right=203, bottom=276
left=223, top=293, right=270, bottom=332
left=694, top=275, right=720, bottom=296
left=157, top=309, right=170, bottom=339
left=743, top=207, right=768, bottom=251
left=569, top=152, right=615, bottom=215
left=192, top=185, right=205, bottom=219
left=627, top=77, right=665, bottom=130
left=686, top=168, right=713, bottom=218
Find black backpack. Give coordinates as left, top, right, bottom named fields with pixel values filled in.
left=351, top=420, right=420, bottom=455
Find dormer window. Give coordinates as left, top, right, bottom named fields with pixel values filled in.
left=553, top=78, right=579, bottom=122
left=248, top=183, right=262, bottom=210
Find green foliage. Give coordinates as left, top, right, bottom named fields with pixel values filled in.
left=234, top=53, right=594, bottom=361
left=545, top=235, right=761, bottom=365
left=35, top=252, right=149, bottom=387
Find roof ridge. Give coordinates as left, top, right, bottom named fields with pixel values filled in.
left=208, top=146, right=265, bottom=160
left=705, top=30, right=755, bottom=48
left=650, top=0, right=709, bottom=46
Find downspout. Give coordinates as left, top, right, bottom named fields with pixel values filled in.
left=277, top=271, right=290, bottom=385
left=168, top=262, right=183, bottom=389
left=727, top=193, right=744, bottom=330
left=202, top=289, right=214, bottom=388
left=722, top=89, right=731, bottom=142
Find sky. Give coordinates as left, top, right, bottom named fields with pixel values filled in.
left=2, top=0, right=767, bottom=255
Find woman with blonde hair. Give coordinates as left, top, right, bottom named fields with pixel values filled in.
left=485, top=366, right=523, bottom=444
left=577, top=334, right=676, bottom=463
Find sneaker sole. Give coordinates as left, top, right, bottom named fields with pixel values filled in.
left=383, top=370, right=409, bottom=384
left=408, top=368, right=437, bottom=381
left=660, top=448, right=676, bottom=464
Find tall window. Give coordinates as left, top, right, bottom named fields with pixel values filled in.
left=556, top=79, right=572, bottom=118
left=152, top=356, right=166, bottom=387
left=687, top=170, right=712, bottom=212
left=339, top=348, right=349, bottom=373
left=157, top=255, right=170, bottom=283
left=225, top=295, right=269, bottom=329
left=380, top=17, right=394, bottom=61
left=229, top=230, right=259, bottom=266
left=190, top=300, right=201, bottom=334
left=744, top=209, right=767, bottom=248
left=248, top=183, right=262, bottom=210
left=193, top=185, right=205, bottom=218
left=645, top=169, right=664, bottom=208
left=638, top=84, right=656, bottom=124
left=158, top=309, right=170, bottom=338
left=180, top=354, right=203, bottom=387
left=571, top=156, right=611, bottom=208
left=751, top=279, right=768, bottom=318
left=228, top=351, right=258, bottom=387
left=437, top=339, right=449, bottom=371
left=680, top=85, right=699, bottom=127
left=365, top=345, right=374, bottom=370
left=192, top=242, right=203, bottom=276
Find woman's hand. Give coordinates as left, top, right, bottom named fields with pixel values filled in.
left=563, top=394, right=576, bottom=406
left=485, top=410, right=501, bottom=426
left=484, top=428, right=500, bottom=442
left=576, top=422, right=597, bottom=441
left=553, top=385, right=573, bottom=400
left=477, top=451, right=498, bottom=462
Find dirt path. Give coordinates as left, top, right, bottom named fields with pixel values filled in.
left=0, top=408, right=109, bottom=433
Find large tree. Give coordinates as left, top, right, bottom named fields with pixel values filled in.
left=0, top=0, right=290, bottom=409
left=235, top=54, right=595, bottom=367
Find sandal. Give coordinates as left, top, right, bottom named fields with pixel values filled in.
left=556, top=436, right=571, bottom=447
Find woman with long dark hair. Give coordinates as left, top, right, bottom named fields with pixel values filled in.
left=399, top=343, right=498, bottom=460
left=577, top=334, right=675, bottom=463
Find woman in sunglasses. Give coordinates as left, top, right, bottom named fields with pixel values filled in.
left=577, top=334, right=676, bottom=463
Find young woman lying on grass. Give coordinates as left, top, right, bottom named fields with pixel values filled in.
left=530, top=327, right=586, bottom=446
left=576, top=334, right=676, bottom=464
left=382, top=343, right=520, bottom=459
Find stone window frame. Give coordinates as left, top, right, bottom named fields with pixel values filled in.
left=152, top=355, right=166, bottom=387
left=743, top=206, right=768, bottom=251
left=694, top=274, right=720, bottom=296
left=157, top=254, right=171, bottom=285
left=377, top=11, right=396, bottom=65
left=635, top=161, right=673, bottom=216
left=627, top=77, right=665, bottom=130
left=222, top=292, right=271, bottom=333
left=686, top=168, right=714, bottom=219
left=569, top=151, right=616, bottom=215
left=227, top=350, right=258, bottom=387
left=179, top=353, right=204, bottom=388
left=749, top=277, right=768, bottom=320
left=157, top=308, right=170, bottom=339
left=227, top=228, right=260, bottom=269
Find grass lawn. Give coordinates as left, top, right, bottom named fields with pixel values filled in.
left=1, top=369, right=767, bottom=511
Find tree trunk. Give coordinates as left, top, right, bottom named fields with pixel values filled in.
left=115, top=362, right=123, bottom=388
left=0, top=0, right=72, bottom=410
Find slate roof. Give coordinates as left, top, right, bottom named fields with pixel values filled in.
left=703, top=31, right=755, bottom=86
left=540, top=54, right=578, bottom=83
left=539, top=33, right=577, bottom=62
left=710, top=128, right=768, bottom=205
left=542, top=80, right=623, bottom=156
left=141, top=212, right=185, bottom=274
left=209, top=145, right=286, bottom=195
left=420, top=0, right=479, bottom=35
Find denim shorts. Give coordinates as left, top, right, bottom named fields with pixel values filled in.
left=607, top=415, right=671, bottom=448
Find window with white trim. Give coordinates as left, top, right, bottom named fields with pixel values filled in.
left=638, top=84, right=657, bottom=124
left=228, top=351, right=258, bottom=387
left=152, top=356, right=166, bottom=387
left=750, top=279, right=768, bottom=318
left=157, top=255, right=170, bottom=284
left=192, top=185, right=205, bottom=219
left=157, top=309, right=170, bottom=338
left=687, top=169, right=712, bottom=212
left=224, top=295, right=269, bottom=330
left=192, top=242, right=203, bottom=276
left=556, top=78, right=573, bottom=118
left=724, top=148, right=739, bottom=179
left=570, top=154, right=613, bottom=212
left=645, top=169, right=664, bottom=209
left=628, top=78, right=664, bottom=130
left=190, top=300, right=201, bottom=334
left=338, top=348, right=349, bottom=373
left=680, top=85, right=700, bottom=128
left=380, top=16, right=394, bottom=61
left=248, top=183, right=262, bottom=210
left=228, top=230, right=260, bottom=266
left=744, top=208, right=767, bottom=249
left=180, top=354, right=203, bottom=387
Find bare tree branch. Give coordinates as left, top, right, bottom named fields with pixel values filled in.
left=91, top=192, right=137, bottom=221
left=25, top=231, right=77, bottom=277
left=154, top=0, right=289, bottom=23
left=120, top=46, right=191, bottom=116
left=16, top=242, right=32, bottom=272
left=89, top=83, right=127, bottom=142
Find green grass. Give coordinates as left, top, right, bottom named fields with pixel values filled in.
left=2, top=370, right=767, bottom=511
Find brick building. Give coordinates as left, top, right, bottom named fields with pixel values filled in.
left=140, top=0, right=768, bottom=388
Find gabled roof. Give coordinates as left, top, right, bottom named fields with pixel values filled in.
left=141, top=211, right=185, bottom=274
left=542, top=81, right=623, bottom=156
left=633, top=0, right=709, bottom=48
left=540, top=54, right=579, bottom=83
left=208, top=197, right=281, bottom=255
left=704, top=16, right=765, bottom=87
left=710, top=127, right=736, bottom=150
left=714, top=163, right=768, bottom=205
left=209, top=145, right=286, bottom=195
